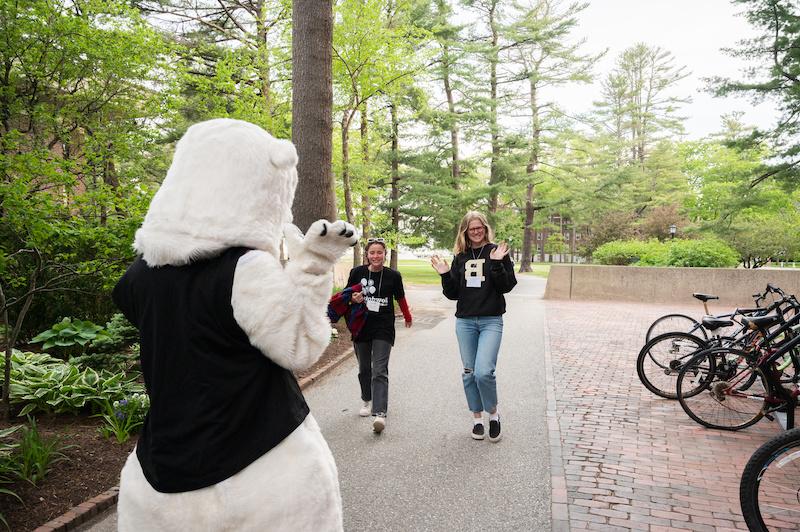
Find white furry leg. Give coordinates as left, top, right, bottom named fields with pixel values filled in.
left=117, top=415, right=342, bottom=532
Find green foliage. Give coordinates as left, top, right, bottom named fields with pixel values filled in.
left=88, top=314, right=139, bottom=354
left=14, top=417, right=71, bottom=487
left=593, top=238, right=738, bottom=268
left=0, top=351, right=144, bottom=417
left=97, top=393, right=150, bottom=444
left=69, top=350, right=140, bottom=374
left=593, top=240, right=668, bottom=266
left=30, top=318, right=109, bottom=357
left=710, top=0, right=800, bottom=185
left=544, top=233, right=568, bottom=256
left=666, top=238, right=740, bottom=268
left=0, top=426, right=22, bottom=530
left=0, top=0, right=171, bottom=343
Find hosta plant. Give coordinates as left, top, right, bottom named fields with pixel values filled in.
left=0, top=351, right=145, bottom=417
left=31, top=318, right=110, bottom=357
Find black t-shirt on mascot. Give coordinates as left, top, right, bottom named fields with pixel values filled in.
left=347, top=265, right=405, bottom=346
left=112, top=247, right=309, bottom=493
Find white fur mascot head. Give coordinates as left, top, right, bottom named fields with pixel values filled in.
left=134, top=118, right=300, bottom=265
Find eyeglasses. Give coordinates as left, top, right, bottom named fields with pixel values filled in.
left=367, top=238, right=385, bottom=243
left=467, top=226, right=485, bottom=233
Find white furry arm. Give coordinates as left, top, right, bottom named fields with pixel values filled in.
left=231, top=220, right=358, bottom=371
left=231, top=250, right=333, bottom=371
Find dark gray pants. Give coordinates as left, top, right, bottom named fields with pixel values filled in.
left=354, top=339, right=392, bottom=415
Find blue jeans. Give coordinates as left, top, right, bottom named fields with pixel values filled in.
left=455, top=316, right=503, bottom=414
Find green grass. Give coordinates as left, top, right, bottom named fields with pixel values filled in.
left=397, top=259, right=441, bottom=285
left=522, top=264, right=550, bottom=278
left=397, top=259, right=551, bottom=283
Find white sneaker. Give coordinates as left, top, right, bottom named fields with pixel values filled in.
left=359, top=401, right=371, bottom=417
left=372, top=415, right=386, bottom=433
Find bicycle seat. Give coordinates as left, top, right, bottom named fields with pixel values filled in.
left=693, top=293, right=719, bottom=302
left=701, top=317, right=734, bottom=331
left=742, top=314, right=782, bottom=330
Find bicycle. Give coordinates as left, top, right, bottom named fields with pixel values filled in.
left=637, top=291, right=796, bottom=399
left=739, top=427, right=800, bottom=531
left=644, top=285, right=779, bottom=343
left=676, top=311, right=800, bottom=432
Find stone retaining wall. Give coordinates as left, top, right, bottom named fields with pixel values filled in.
left=544, top=264, right=800, bottom=306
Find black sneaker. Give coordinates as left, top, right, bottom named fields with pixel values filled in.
left=489, top=418, right=501, bottom=442
left=471, top=423, right=485, bottom=440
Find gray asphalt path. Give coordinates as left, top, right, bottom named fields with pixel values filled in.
left=307, top=275, right=550, bottom=531
left=77, top=275, right=550, bottom=532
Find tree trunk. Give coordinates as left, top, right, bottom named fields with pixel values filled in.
left=389, top=102, right=400, bottom=270
left=1, top=257, right=39, bottom=420
left=257, top=0, right=273, bottom=128
left=360, top=102, right=371, bottom=242
left=1, top=284, right=11, bottom=421
left=341, top=111, right=360, bottom=266
left=519, top=77, right=540, bottom=273
left=487, top=0, right=500, bottom=214
left=442, top=42, right=461, bottom=188
left=291, top=0, right=336, bottom=232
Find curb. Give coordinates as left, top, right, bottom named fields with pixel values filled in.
left=33, top=347, right=356, bottom=531
left=542, top=305, right=570, bottom=532
left=32, top=487, right=119, bottom=532
left=298, top=346, right=355, bottom=390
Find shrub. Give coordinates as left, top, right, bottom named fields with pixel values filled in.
left=593, top=238, right=739, bottom=268
left=88, top=313, right=138, bottom=354
left=593, top=240, right=669, bottom=266
left=30, top=318, right=109, bottom=358
left=667, top=238, right=740, bottom=268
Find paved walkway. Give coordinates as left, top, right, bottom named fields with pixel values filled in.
left=305, top=276, right=550, bottom=531
left=74, top=282, right=792, bottom=532
left=545, top=298, right=780, bottom=532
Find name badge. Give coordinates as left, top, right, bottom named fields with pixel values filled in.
left=366, top=299, right=380, bottom=312
left=466, top=277, right=482, bottom=288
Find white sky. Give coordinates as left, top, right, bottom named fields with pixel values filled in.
left=549, top=0, right=779, bottom=139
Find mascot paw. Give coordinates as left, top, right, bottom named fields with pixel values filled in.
left=284, top=220, right=359, bottom=273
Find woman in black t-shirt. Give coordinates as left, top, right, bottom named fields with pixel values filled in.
left=430, top=211, right=517, bottom=442
left=347, top=238, right=412, bottom=434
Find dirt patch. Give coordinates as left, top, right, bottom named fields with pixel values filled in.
left=0, top=416, right=136, bottom=532
left=0, top=321, right=354, bottom=532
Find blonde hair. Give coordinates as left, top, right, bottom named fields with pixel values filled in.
left=453, top=211, right=494, bottom=255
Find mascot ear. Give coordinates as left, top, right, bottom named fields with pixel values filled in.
left=270, top=139, right=299, bottom=170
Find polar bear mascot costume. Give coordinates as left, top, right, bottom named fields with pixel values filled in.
left=112, top=118, right=356, bottom=531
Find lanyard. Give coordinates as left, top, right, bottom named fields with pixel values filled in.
left=471, top=244, right=486, bottom=260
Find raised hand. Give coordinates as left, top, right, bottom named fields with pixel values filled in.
left=430, top=255, right=450, bottom=274
left=284, top=219, right=359, bottom=274
left=489, top=242, right=509, bottom=260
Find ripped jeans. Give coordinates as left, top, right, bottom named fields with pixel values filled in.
left=455, top=316, right=503, bottom=414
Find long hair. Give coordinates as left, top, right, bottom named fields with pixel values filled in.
left=453, top=211, right=494, bottom=255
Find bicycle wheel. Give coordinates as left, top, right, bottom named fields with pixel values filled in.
left=677, top=349, right=767, bottom=431
left=740, top=427, right=800, bottom=532
left=636, top=332, right=709, bottom=399
left=646, top=313, right=707, bottom=343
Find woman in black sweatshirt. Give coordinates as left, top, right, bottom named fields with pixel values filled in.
left=430, top=211, right=517, bottom=442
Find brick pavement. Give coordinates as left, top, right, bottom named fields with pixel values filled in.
left=544, top=299, right=783, bottom=532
